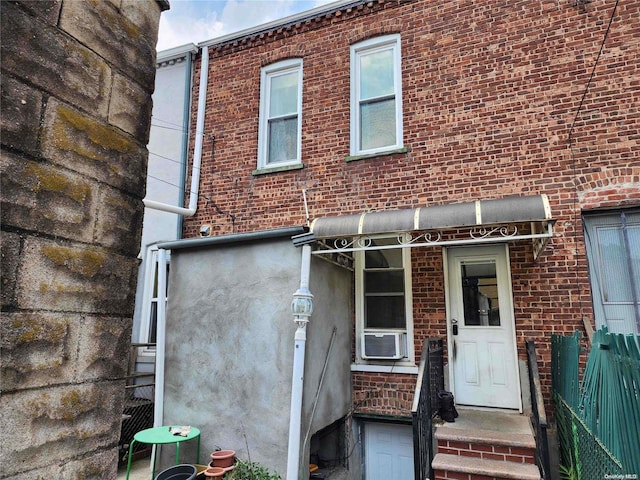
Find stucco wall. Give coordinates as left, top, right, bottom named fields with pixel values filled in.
left=162, top=235, right=352, bottom=476
left=0, top=1, right=165, bottom=478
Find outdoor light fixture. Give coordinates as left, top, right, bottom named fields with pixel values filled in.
left=291, top=287, right=313, bottom=323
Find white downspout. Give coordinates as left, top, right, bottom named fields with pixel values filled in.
left=286, top=244, right=314, bottom=480
left=143, top=45, right=209, bottom=216
left=154, top=247, right=168, bottom=428
left=148, top=247, right=168, bottom=473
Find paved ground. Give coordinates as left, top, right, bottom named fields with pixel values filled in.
left=117, top=458, right=152, bottom=480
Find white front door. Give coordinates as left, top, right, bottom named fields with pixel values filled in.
left=446, top=245, right=521, bottom=410
left=365, top=423, right=414, bottom=480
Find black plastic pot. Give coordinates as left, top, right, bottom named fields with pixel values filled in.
left=155, top=464, right=197, bottom=480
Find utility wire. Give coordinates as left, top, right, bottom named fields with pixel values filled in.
left=568, top=0, right=620, bottom=144
left=568, top=0, right=620, bottom=341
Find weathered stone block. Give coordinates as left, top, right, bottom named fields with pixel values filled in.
left=9, top=449, right=118, bottom=480
left=0, top=232, right=21, bottom=309
left=121, top=0, right=166, bottom=56
left=0, top=2, right=111, bottom=117
left=17, top=237, right=138, bottom=315
left=76, top=315, right=132, bottom=382
left=1, top=311, right=131, bottom=392
left=94, top=185, right=145, bottom=255
left=13, top=0, right=63, bottom=25
left=60, top=0, right=157, bottom=91
left=109, top=72, right=153, bottom=141
left=42, top=100, right=147, bottom=194
left=0, top=75, right=43, bottom=155
left=1, top=152, right=98, bottom=243
left=1, top=312, right=79, bottom=391
left=0, top=382, right=125, bottom=478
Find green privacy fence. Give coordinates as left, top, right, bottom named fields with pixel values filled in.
left=552, top=328, right=640, bottom=478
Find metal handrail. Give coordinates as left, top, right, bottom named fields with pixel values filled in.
left=526, top=340, right=551, bottom=479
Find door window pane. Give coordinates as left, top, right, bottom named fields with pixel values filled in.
left=461, top=261, right=500, bottom=326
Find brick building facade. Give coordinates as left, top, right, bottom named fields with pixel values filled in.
left=152, top=0, right=638, bottom=478
left=183, top=0, right=638, bottom=408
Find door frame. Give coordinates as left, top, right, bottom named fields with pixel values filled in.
left=443, top=243, right=522, bottom=412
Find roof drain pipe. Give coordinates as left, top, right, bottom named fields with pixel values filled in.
left=149, top=247, right=168, bottom=471
left=143, top=45, right=209, bottom=216
left=286, top=241, right=314, bottom=480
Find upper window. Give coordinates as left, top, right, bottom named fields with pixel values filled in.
left=350, top=35, right=403, bottom=156
left=583, top=210, right=640, bottom=335
left=257, top=59, right=303, bottom=169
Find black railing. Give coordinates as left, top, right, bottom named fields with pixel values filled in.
left=526, top=340, right=550, bottom=479
left=412, top=338, right=443, bottom=480
left=118, top=343, right=156, bottom=465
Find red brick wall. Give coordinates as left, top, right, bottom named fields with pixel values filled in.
left=183, top=0, right=640, bottom=417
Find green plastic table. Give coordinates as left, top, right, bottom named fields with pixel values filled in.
left=126, top=426, right=201, bottom=480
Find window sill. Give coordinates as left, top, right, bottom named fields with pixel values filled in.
left=345, top=147, right=408, bottom=163
left=351, top=363, right=418, bottom=374
left=252, top=163, right=305, bottom=176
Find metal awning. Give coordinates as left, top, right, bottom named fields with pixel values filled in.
left=307, top=195, right=554, bottom=260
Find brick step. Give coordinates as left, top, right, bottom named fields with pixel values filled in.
left=432, top=453, right=541, bottom=480
left=436, top=427, right=536, bottom=464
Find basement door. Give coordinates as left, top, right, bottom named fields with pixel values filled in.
left=364, top=423, right=414, bottom=480
left=446, top=245, right=521, bottom=410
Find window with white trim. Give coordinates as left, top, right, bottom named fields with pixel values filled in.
left=350, top=35, right=403, bottom=156
left=583, top=210, right=640, bottom=335
left=138, top=248, right=169, bottom=349
left=355, top=237, right=414, bottom=365
left=257, top=58, right=303, bottom=169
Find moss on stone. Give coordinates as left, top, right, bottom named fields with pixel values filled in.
left=25, top=163, right=90, bottom=204
left=51, top=103, right=135, bottom=165
left=13, top=316, right=66, bottom=344
left=41, top=245, right=107, bottom=277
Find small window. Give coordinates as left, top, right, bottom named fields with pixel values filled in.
left=350, top=35, right=403, bottom=156
left=257, top=59, right=303, bottom=169
left=139, top=248, right=169, bottom=349
left=583, top=210, right=640, bottom=335
left=355, top=237, right=414, bottom=364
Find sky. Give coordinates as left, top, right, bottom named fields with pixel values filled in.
left=157, top=0, right=336, bottom=51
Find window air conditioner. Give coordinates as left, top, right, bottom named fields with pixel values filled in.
left=362, top=332, right=406, bottom=360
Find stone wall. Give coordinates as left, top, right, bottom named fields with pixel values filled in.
left=1, top=1, right=167, bottom=478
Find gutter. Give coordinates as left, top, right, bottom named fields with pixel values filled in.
left=198, top=0, right=368, bottom=49
left=143, top=45, right=210, bottom=216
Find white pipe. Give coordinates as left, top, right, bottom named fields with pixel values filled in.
left=143, top=45, right=209, bottom=216
left=154, top=247, right=168, bottom=428
left=286, top=244, right=313, bottom=480
left=149, top=248, right=168, bottom=474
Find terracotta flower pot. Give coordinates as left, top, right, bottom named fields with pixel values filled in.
left=204, top=466, right=225, bottom=478
left=210, top=450, right=235, bottom=468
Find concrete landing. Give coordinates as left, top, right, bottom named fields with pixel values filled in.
left=435, top=407, right=536, bottom=448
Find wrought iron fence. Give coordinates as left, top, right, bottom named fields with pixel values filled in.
left=118, top=343, right=156, bottom=465
left=551, top=328, right=640, bottom=478
left=526, top=340, right=550, bottom=479
left=412, top=338, right=443, bottom=480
